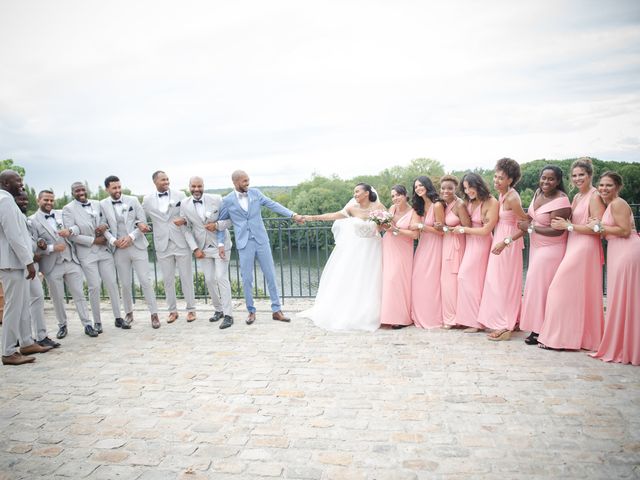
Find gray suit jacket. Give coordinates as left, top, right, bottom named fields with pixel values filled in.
left=180, top=194, right=232, bottom=257
left=29, top=209, right=80, bottom=276
left=100, top=195, right=148, bottom=251
left=62, top=199, right=112, bottom=262
left=0, top=190, right=34, bottom=269
left=142, top=189, right=189, bottom=252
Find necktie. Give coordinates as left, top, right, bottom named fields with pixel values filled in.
left=193, top=199, right=203, bottom=204
left=158, top=192, right=169, bottom=197
left=45, top=213, right=55, bottom=219
left=112, top=200, right=122, bottom=205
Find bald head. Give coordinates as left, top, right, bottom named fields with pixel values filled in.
left=232, top=170, right=250, bottom=193
left=189, top=176, right=204, bottom=200
left=0, top=169, right=24, bottom=196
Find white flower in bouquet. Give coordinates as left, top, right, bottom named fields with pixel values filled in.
left=368, top=210, right=393, bottom=226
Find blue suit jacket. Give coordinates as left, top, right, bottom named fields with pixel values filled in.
left=218, top=188, right=293, bottom=249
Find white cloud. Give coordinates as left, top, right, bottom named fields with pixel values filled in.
left=0, top=0, right=639, bottom=195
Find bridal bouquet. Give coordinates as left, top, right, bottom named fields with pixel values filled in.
left=368, top=210, right=393, bottom=227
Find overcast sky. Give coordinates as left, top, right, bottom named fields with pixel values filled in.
left=1, top=0, right=639, bottom=196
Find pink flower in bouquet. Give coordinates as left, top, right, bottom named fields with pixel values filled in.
left=368, top=209, right=393, bottom=226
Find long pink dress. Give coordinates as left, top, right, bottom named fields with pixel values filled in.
left=519, top=194, right=571, bottom=333
left=441, top=201, right=466, bottom=326
left=476, top=190, right=524, bottom=331
left=411, top=204, right=443, bottom=328
left=538, top=187, right=604, bottom=350
left=455, top=202, right=492, bottom=328
left=592, top=209, right=640, bottom=365
left=380, top=208, right=414, bottom=326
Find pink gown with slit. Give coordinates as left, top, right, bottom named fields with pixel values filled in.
left=592, top=209, right=640, bottom=365
left=476, top=190, right=524, bottom=331
left=380, top=208, right=414, bottom=326
left=454, top=201, right=493, bottom=328
left=519, top=194, right=570, bottom=334
left=411, top=204, right=443, bottom=328
left=538, top=187, right=604, bottom=350
left=441, top=201, right=466, bottom=326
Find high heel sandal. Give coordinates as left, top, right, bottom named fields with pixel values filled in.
left=487, top=329, right=511, bottom=341
left=524, top=332, right=539, bottom=345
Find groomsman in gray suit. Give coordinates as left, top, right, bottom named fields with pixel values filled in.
left=63, top=181, right=124, bottom=332
left=100, top=175, right=160, bottom=329
left=30, top=190, right=96, bottom=338
left=15, top=190, right=60, bottom=349
left=0, top=171, right=49, bottom=365
left=142, top=171, right=196, bottom=324
left=178, top=176, right=234, bottom=329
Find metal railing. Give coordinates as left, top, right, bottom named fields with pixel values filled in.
left=54, top=204, right=640, bottom=302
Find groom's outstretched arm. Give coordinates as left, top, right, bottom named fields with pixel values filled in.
left=256, top=189, right=295, bottom=218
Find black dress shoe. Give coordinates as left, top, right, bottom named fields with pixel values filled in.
left=115, top=317, right=132, bottom=330
left=56, top=325, right=67, bottom=339
left=219, top=315, right=234, bottom=329
left=84, top=325, right=99, bottom=337
left=209, top=311, right=224, bottom=322
left=37, top=337, right=61, bottom=348
left=94, top=323, right=103, bottom=334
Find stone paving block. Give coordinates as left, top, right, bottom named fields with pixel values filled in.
left=0, top=300, right=638, bottom=480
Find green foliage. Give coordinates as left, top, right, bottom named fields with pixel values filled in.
left=0, top=159, right=26, bottom=176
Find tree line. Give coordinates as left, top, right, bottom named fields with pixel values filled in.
left=2, top=157, right=639, bottom=218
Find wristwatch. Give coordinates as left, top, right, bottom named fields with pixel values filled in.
left=392, top=227, right=399, bottom=236
left=458, top=227, right=465, bottom=234
left=503, top=237, right=512, bottom=245
left=442, top=226, right=450, bottom=233
left=527, top=223, right=535, bottom=234
left=567, top=223, right=574, bottom=232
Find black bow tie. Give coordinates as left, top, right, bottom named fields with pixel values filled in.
left=193, top=199, right=203, bottom=204
left=112, top=200, right=122, bottom=205
left=81, top=203, right=91, bottom=208
left=45, top=213, right=55, bottom=219
left=158, top=192, right=169, bottom=197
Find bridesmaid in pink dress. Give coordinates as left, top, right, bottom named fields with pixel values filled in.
left=538, top=158, right=606, bottom=351
left=518, top=166, right=571, bottom=345
left=438, top=175, right=470, bottom=328
left=453, top=173, right=499, bottom=332
left=380, top=185, right=418, bottom=328
left=410, top=176, right=445, bottom=329
left=477, top=158, right=529, bottom=341
left=591, top=172, right=640, bottom=365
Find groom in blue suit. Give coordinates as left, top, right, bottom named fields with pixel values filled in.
left=218, top=170, right=303, bottom=325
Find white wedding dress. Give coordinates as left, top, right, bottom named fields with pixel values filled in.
left=300, top=215, right=382, bottom=332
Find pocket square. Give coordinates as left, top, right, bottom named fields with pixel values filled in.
left=175, top=201, right=181, bottom=207
left=128, top=206, right=133, bottom=212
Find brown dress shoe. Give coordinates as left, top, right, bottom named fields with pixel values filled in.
left=167, top=312, right=178, bottom=323
left=20, top=343, right=52, bottom=355
left=151, top=313, right=161, bottom=329
left=272, top=311, right=291, bottom=322
left=186, top=312, right=196, bottom=322
left=246, top=312, right=256, bottom=325
left=2, top=352, right=36, bottom=365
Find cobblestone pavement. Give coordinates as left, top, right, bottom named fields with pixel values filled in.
left=1, top=299, right=639, bottom=480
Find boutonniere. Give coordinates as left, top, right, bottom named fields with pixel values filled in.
left=55, top=222, right=64, bottom=231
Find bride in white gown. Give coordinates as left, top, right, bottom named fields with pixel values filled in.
left=299, top=183, right=386, bottom=331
